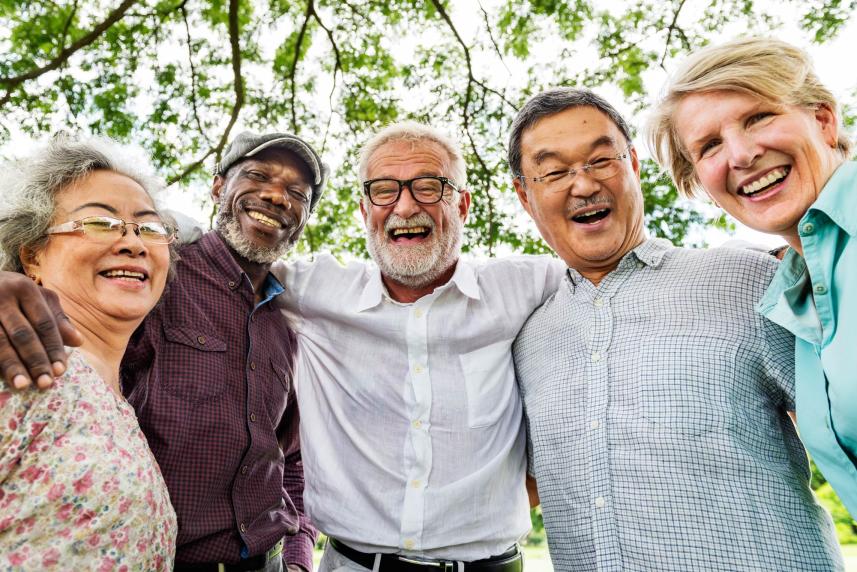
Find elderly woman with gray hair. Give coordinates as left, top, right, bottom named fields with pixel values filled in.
left=0, top=135, right=177, bottom=569
left=649, top=36, right=857, bottom=518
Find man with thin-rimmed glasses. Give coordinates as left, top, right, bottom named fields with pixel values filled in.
left=509, top=87, right=842, bottom=571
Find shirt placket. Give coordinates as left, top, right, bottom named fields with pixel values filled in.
left=799, top=214, right=834, bottom=347
left=588, top=264, right=638, bottom=571
left=399, top=296, right=435, bottom=551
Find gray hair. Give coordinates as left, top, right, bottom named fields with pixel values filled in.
left=358, top=121, right=467, bottom=197
left=0, top=134, right=170, bottom=273
left=508, top=88, right=633, bottom=176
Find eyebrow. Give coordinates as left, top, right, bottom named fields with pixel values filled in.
left=533, top=135, right=621, bottom=165
left=70, top=202, right=159, bottom=218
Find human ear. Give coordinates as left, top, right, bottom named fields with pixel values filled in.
left=19, top=246, right=43, bottom=285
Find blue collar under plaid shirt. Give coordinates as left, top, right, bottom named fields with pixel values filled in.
left=513, top=238, right=842, bottom=571
left=122, top=231, right=315, bottom=569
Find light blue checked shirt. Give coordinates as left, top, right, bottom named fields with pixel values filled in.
left=514, top=239, right=842, bottom=571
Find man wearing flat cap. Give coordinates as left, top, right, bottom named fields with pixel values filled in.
left=124, top=132, right=325, bottom=572
left=0, top=131, right=325, bottom=570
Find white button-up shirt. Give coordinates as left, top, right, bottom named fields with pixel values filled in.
left=273, top=254, right=564, bottom=560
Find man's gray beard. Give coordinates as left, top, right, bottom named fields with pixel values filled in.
left=365, top=209, right=463, bottom=290
left=215, top=204, right=294, bottom=265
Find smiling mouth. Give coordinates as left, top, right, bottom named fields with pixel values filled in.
left=100, top=269, right=148, bottom=282
left=247, top=210, right=283, bottom=229
left=571, top=208, right=611, bottom=224
left=739, top=166, right=791, bottom=197
left=389, top=226, right=431, bottom=241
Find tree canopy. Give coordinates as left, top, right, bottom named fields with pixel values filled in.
left=1, top=0, right=854, bottom=256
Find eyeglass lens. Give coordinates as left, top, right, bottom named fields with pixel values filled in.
left=368, top=177, right=446, bottom=205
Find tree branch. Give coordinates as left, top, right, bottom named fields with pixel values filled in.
left=659, top=0, right=688, bottom=69
left=429, top=0, right=497, bottom=254
left=288, top=1, right=314, bottom=134
left=477, top=0, right=511, bottom=76
left=57, top=1, right=79, bottom=57
left=309, top=4, right=343, bottom=152
left=181, top=3, right=206, bottom=137
left=167, top=0, right=245, bottom=186
left=0, top=0, right=138, bottom=107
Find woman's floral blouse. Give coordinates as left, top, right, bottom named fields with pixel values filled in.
left=0, top=349, right=176, bottom=570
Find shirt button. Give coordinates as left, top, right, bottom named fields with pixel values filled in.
left=411, top=479, right=421, bottom=488
left=197, top=336, right=206, bottom=345
left=593, top=297, right=604, bottom=308
left=229, top=280, right=237, bottom=289
left=412, top=420, right=422, bottom=429
left=594, top=497, right=606, bottom=509
left=240, top=522, right=246, bottom=533
left=241, top=465, right=248, bottom=475
left=250, top=413, right=257, bottom=423
left=590, top=420, right=599, bottom=429
left=403, top=539, right=415, bottom=550
left=250, top=361, right=257, bottom=371
left=814, top=284, right=827, bottom=295
left=414, top=308, right=424, bottom=318
left=802, top=222, right=815, bottom=235
left=636, top=262, right=644, bottom=269
left=414, top=364, right=424, bottom=374
left=591, top=352, right=601, bottom=363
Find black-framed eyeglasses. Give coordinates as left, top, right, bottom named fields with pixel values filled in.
left=517, top=145, right=632, bottom=191
left=46, top=216, right=177, bottom=245
left=363, top=176, right=460, bottom=206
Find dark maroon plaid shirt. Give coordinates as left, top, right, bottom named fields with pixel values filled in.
left=121, top=231, right=315, bottom=568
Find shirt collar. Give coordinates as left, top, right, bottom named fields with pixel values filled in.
left=756, top=248, right=820, bottom=343
left=356, top=258, right=480, bottom=312
left=807, top=160, right=857, bottom=237
left=566, top=237, right=668, bottom=286
left=197, top=231, right=245, bottom=285
left=629, top=237, right=671, bottom=268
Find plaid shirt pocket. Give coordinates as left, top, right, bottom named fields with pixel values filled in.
left=162, top=325, right=228, bottom=403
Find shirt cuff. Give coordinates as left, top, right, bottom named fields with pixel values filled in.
left=283, top=530, right=315, bottom=572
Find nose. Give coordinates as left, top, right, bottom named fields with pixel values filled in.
left=258, top=188, right=291, bottom=209
left=568, top=170, right=602, bottom=199
left=392, top=185, right=421, bottom=218
left=113, top=224, right=148, bottom=257
left=724, top=130, right=762, bottom=169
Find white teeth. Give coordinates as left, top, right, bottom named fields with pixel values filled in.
left=392, top=226, right=429, bottom=236
left=103, top=270, right=145, bottom=280
left=248, top=210, right=282, bottom=228
left=742, top=167, right=789, bottom=195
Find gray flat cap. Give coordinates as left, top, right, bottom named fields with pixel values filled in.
left=215, top=131, right=328, bottom=212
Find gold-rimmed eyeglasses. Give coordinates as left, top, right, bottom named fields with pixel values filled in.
left=46, top=216, right=177, bottom=245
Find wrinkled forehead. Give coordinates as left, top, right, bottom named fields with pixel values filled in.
left=56, top=169, right=157, bottom=217
left=366, top=139, right=452, bottom=178
left=228, top=147, right=313, bottom=183
left=522, top=107, right=626, bottom=166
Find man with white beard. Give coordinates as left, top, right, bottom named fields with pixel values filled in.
left=273, top=122, right=565, bottom=571
left=0, top=122, right=565, bottom=571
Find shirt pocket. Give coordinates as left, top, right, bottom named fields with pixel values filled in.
left=639, top=335, right=736, bottom=436
left=162, top=325, right=228, bottom=403
left=264, top=357, right=292, bottom=426
left=459, top=338, right=517, bottom=428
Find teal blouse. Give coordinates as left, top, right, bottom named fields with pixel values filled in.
left=758, top=160, right=857, bottom=517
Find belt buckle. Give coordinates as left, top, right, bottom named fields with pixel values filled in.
left=397, top=557, right=458, bottom=572
left=397, top=557, right=442, bottom=567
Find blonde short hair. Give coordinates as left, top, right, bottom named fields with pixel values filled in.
left=648, top=36, right=852, bottom=198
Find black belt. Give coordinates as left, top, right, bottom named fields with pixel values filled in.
left=329, top=538, right=523, bottom=572
left=174, top=539, right=283, bottom=572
